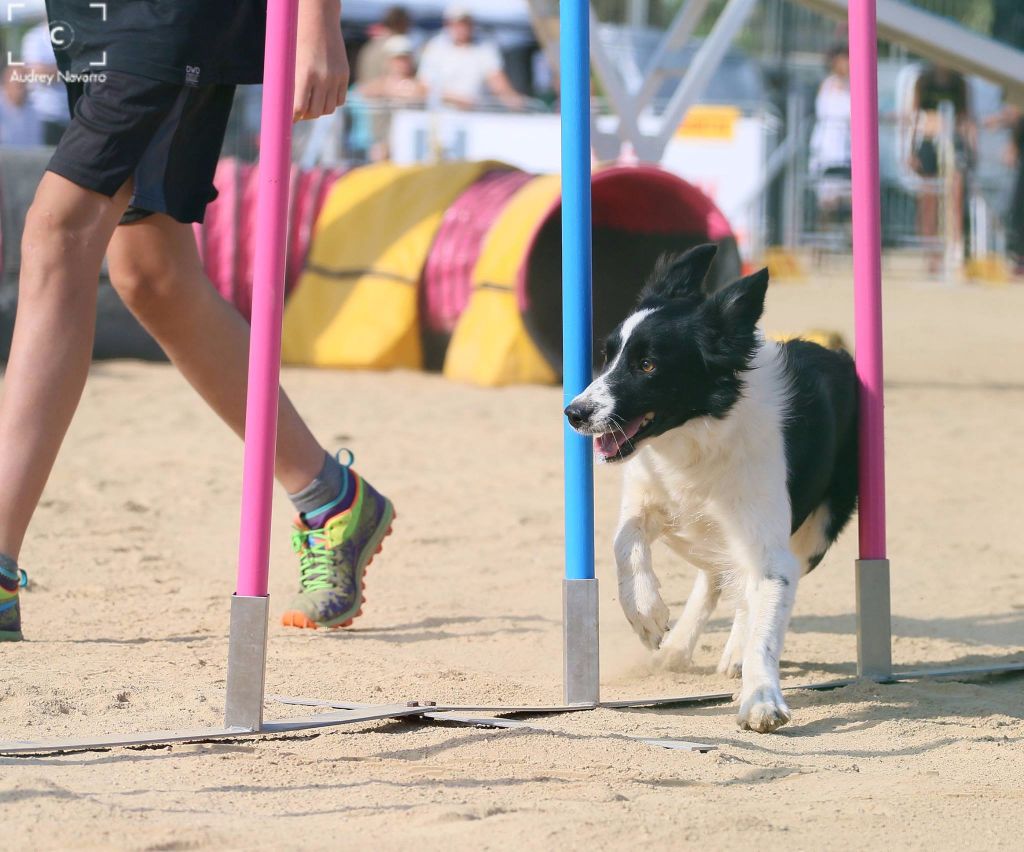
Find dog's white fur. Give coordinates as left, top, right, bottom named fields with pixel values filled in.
left=581, top=333, right=832, bottom=733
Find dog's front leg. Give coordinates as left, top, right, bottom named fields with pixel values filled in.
left=717, top=600, right=747, bottom=679
left=613, top=513, right=669, bottom=650
left=734, top=542, right=801, bottom=733
left=658, top=569, right=720, bottom=671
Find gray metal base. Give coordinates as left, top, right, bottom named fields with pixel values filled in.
left=2, top=661, right=1020, bottom=756
left=856, top=558, right=893, bottom=678
left=563, top=578, right=600, bottom=706
left=224, top=594, right=271, bottom=731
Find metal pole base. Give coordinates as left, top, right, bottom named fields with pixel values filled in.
left=224, top=594, right=270, bottom=731
left=563, top=578, right=599, bottom=706
left=856, top=558, right=892, bottom=679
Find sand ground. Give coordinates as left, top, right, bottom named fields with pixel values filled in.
left=1, top=274, right=1023, bottom=850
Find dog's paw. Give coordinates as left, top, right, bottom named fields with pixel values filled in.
left=620, top=576, right=669, bottom=650
left=623, top=598, right=669, bottom=650
left=717, top=657, right=743, bottom=679
left=736, top=683, right=791, bottom=733
left=657, top=643, right=694, bottom=672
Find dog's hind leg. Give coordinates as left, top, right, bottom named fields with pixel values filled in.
left=658, top=569, right=720, bottom=671
left=717, top=601, right=747, bottom=678
left=614, top=514, right=670, bottom=650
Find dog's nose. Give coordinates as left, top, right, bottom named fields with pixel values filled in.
left=564, top=400, right=594, bottom=429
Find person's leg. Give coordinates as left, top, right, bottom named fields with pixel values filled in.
left=106, top=213, right=324, bottom=493
left=0, top=174, right=132, bottom=560
left=105, top=213, right=395, bottom=629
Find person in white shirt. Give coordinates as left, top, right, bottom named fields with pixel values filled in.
left=0, top=67, right=43, bottom=148
left=21, top=21, right=69, bottom=145
left=808, top=44, right=852, bottom=220
left=418, top=5, right=523, bottom=110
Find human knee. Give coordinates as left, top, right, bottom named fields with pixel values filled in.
left=107, top=250, right=180, bottom=314
left=18, top=203, right=104, bottom=305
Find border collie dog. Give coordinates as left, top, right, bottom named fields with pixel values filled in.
left=564, top=244, right=857, bottom=733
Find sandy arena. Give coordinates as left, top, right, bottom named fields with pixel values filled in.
left=2, top=274, right=1023, bottom=850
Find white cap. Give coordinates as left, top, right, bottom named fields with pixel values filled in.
left=383, top=34, right=414, bottom=56
left=444, top=4, right=472, bottom=21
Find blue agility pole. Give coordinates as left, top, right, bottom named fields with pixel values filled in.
left=560, top=0, right=600, bottom=705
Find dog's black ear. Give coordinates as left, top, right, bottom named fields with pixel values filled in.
left=640, top=244, right=718, bottom=303
left=703, top=268, right=769, bottom=369
left=709, top=267, right=769, bottom=335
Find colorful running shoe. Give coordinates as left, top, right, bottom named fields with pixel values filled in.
left=0, top=584, right=22, bottom=642
left=281, top=469, right=394, bottom=630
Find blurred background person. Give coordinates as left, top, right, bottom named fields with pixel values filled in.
left=0, top=66, right=43, bottom=148
left=808, top=43, right=851, bottom=231
left=991, top=0, right=1024, bottom=274
left=418, top=5, right=524, bottom=111
left=909, top=65, right=976, bottom=271
left=21, top=18, right=68, bottom=145
left=356, top=5, right=412, bottom=85
left=359, top=34, right=427, bottom=161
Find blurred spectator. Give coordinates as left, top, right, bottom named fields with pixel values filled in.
left=909, top=65, right=976, bottom=268
left=991, top=0, right=1024, bottom=273
left=0, top=66, right=43, bottom=147
left=808, top=43, right=851, bottom=225
left=357, top=6, right=412, bottom=85
left=359, top=35, right=427, bottom=161
left=21, top=20, right=69, bottom=145
left=418, top=5, right=524, bottom=110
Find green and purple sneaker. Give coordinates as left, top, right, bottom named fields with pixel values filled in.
left=281, top=470, right=395, bottom=630
left=0, top=570, right=25, bottom=642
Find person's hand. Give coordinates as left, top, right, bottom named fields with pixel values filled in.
left=294, top=0, right=349, bottom=121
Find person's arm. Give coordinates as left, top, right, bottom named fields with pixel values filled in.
left=480, top=44, right=524, bottom=110
left=486, top=69, right=525, bottom=110
left=293, top=0, right=350, bottom=121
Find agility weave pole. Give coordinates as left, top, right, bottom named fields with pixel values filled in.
left=2, top=0, right=1021, bottom=758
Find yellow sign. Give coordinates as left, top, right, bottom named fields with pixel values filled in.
left=675, top=105, right=741, bottom=141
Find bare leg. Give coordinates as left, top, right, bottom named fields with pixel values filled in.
left=659, top=569, right=720, bottom=671
left=106, top=214, right=324, bottom=493
left=0, top=175, right=132, bottom=558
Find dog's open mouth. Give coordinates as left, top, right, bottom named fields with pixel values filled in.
left=594, top=412, right=655, bottom=462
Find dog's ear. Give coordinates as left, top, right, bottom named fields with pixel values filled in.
left=640, top=244, right=718, bottom=303
left=703, top=268, right=769, bottom=368
left=709, top=267, right=769, bottom=334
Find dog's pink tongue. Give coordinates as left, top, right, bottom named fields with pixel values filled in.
left=595, top=415, right=645, bottom=459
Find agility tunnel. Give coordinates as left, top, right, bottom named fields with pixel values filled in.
left=0, top=154, right=740, bottom=383
left=195, top=158, right=347, bottom=320
left=281, top=161, right=740, bottom=385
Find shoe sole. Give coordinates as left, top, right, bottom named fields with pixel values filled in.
left=280, top=502, right=395, bottom=631
left=0, top=630, right=23, bottom=642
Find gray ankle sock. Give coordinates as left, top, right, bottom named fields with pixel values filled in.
left=289, top=452, right=346, bottom=518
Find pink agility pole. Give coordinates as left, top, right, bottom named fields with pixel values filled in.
left=849, top=1, right=886, bottom=560
left=849, top=1, right=892, bottom=678
left=235, top=0, right=300, bottom=599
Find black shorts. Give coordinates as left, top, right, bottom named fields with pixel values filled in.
left=47, top=72, right=236, bottom=224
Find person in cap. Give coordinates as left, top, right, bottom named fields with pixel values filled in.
left=418, top=5, right=524, bottom=110
left=360, top=34, right=427, bottom=160
left=357, top=5, right=413, bottom=85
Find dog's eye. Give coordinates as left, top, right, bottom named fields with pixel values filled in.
left=640, top=358, right=656, bottom=374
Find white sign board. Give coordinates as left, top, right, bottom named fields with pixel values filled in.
left=390, top=108, right=766, bottom=257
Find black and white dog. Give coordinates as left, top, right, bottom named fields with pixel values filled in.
left=564, top=244, right=857, bottom=733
